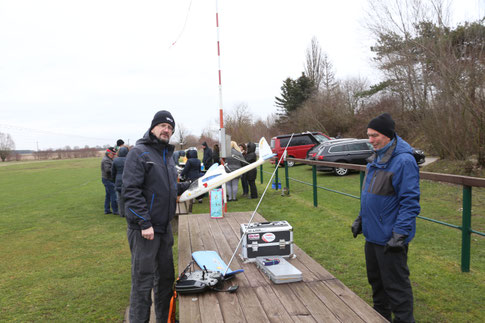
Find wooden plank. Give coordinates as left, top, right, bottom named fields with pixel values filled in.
left=289, top=282, right=340, bottom=322
left=253, top=285, right=294, bottom=323
left=236, top=286, right=270, bottom=323
left=199, top=293, right=225, bottom=323
left=178, top=214, right=202, bottom=323
left=307, top=281, right=365, bottom=322
left=270, top=283, right=312, bottom=317
left=293, top=245, right=335, bottom=281
left=217, top=292, right=246, bottom=323
left=324, top=278, right=388, bottom=323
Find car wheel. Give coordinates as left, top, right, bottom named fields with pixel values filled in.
left=334, top=167, right=349, bottom=176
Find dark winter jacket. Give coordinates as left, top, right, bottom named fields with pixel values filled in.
left=122, top=131, right=187, bottom=233
left=202, top=142, right=213, bottom=170
left=225, top=148, right=244, bottom=173
left=180, top=149, right=202, bottom=181
left=360, top=135, right=420, bottom=246
left=245, top=142, right=257, bottom=181
left=101, top=153, right=114, bottom=181
left=111, top=147, right=128, bottom=192
left=213, top=147, right=220, bottom=165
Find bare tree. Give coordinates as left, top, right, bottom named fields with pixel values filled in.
left=0, top=132, right=15, bottom=162
left=172, top=123, right=191, bottom=149
left=224, top=103, right=254, bottom=143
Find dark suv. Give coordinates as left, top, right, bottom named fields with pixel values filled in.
left=307, top=139, right=425, bottom=176
left=270, top=132, right=330, bottom=166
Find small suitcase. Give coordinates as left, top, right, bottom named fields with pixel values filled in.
left=240, top=221, right=294, bottom=260
left=255, top=256, right=302, bottom=284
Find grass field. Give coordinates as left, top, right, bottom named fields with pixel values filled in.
left=1, top=158, right=484, bottom=322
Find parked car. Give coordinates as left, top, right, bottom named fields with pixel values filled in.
left=270, top=131, right=331, bottom=167
left=307, top=139, right=426, bottom=176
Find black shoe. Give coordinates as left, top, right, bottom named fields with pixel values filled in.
left=113, top=212, right=119, bottom=215
left=104, top=211, right=112, bottom=214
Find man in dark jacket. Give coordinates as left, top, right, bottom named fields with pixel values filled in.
left=351, top=113, right=420, bottom=323
left=122, top=110, right=189, bottom=323
left=111, top=146, right=128, bottom=217
left=245, top=142, right=258, bottom=199
left=101, top=147, right=118, bottom=215
left=201, top=141, right=213, bottom=170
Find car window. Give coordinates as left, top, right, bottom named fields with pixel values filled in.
left=366, top=142, right=373, bottom=150
left=313, top=134, right=330, bottom=143
left=348, top=143, right=371, bottom=151
left=300, top=135, right=314, bottom=145
left=270, top=139, right=275, bottom=149
left=329, top=144, right=349, bottom=153
left=279, top=138, right=289, bottom=147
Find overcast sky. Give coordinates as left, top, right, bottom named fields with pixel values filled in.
left=1, top=0, right=482, bottom=150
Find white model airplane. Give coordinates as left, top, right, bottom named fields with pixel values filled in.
left=178, top=137, right=276, bottom=202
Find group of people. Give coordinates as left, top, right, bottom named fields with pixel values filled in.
left=100, top=139, right=128, bottom=217
left=109, top=110, right=419, bottom=323
left=225, top=141, right=258, bottom=201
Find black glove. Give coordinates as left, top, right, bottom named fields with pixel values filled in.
left=351, top=215, right=362, bottom=238
left=177, top=180, right=192, bottom=196
left=384, top=232, right=408, bottom=253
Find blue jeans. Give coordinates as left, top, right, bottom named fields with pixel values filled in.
left=102, top=178, right=118, bottom=214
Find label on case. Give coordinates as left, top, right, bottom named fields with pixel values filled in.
left=262, top=233, right=276, bottom=243
left=248, top=234, right=260, bottom=240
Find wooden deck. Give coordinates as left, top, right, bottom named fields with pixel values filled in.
left=178, top=212, right=387, bottom=323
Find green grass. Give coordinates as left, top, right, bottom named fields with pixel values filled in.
left=1, top=158, right=484, bottom=322
left=0, top=158, right=131, bottom=322
left=193, top=163, right=485, bottom=323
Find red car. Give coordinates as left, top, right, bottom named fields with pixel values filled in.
left=270, top=132, right=331, bottom=166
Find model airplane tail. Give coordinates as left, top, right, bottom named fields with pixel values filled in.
left=179, top=137, right=275, bottom=202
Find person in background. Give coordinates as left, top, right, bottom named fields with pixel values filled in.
left=115, top=139, right=125, bottom=153
left=180, top=149, right=203, bottom=203
left=111, top=146, right=129, bottom=217
left=245, top=142, right=258, bottom=199
left=351, top=113, right=420, bottom=323
left=122, top=110, right=190, bottom=323
left=224, top=141, right=243, bottom=201
left=212, top=144, right=220, bottom=165
left=172, top=150, right=185, bottom=167
left=238, top=143, right=249, bottom=197
left=101, top=147, right=119, bottom=215
left=201, top=141, right=213, bottom=171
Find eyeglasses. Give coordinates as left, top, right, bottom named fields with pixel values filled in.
left=156, top=123, right=174, bottom=132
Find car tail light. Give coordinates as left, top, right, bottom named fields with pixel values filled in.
left=317, top=155, right=324, bottom=160
left=311, top=153, right=316, bottom=157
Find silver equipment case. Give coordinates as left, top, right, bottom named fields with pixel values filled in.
left=255, top=256, right=302, bottom=284
left=240, top=221, right=294, bottom=261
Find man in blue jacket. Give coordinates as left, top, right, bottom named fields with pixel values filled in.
left=122, top=110, right=189, bottom=323
left=351, top=113, right=420, bottom=323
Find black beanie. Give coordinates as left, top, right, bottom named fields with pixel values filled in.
left=150, top=110, right=175, bottom=131
left=367, top=113, right=395, bottom=139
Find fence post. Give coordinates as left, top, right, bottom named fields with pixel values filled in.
left=360, top=171, right=365, bottom=195
left=260, top=164, right=263, bottom=184
left=312, top=165, right=318, bottom=207
left=285, top=161, right=290, bottom=194
left=461, top=185, right=472, bottom=272
left=275, top=165, right=279, bottom=190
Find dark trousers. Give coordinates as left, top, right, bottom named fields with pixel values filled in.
left=241, top=173, right=249, bottom=195
left=248, top=179, right=258, bottom=198
left=128, top=227, right=175, bottom=323
left=116, top=191, right=125, bottom=217
left=102, top=178, right=118, bottom=214
left=365, top=241, right=414, bottom=323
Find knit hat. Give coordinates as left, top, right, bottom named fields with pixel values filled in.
left=367, top=113, right=395, bottom=139
left=116, top=139, right=124, bottom=146
left=150, top=110, right=175, bottom=131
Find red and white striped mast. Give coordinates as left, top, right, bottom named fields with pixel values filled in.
left=215, top=0, right=228, bottom=210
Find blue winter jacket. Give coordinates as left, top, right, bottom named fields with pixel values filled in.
left=360, top=135, right=420, bottom=245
